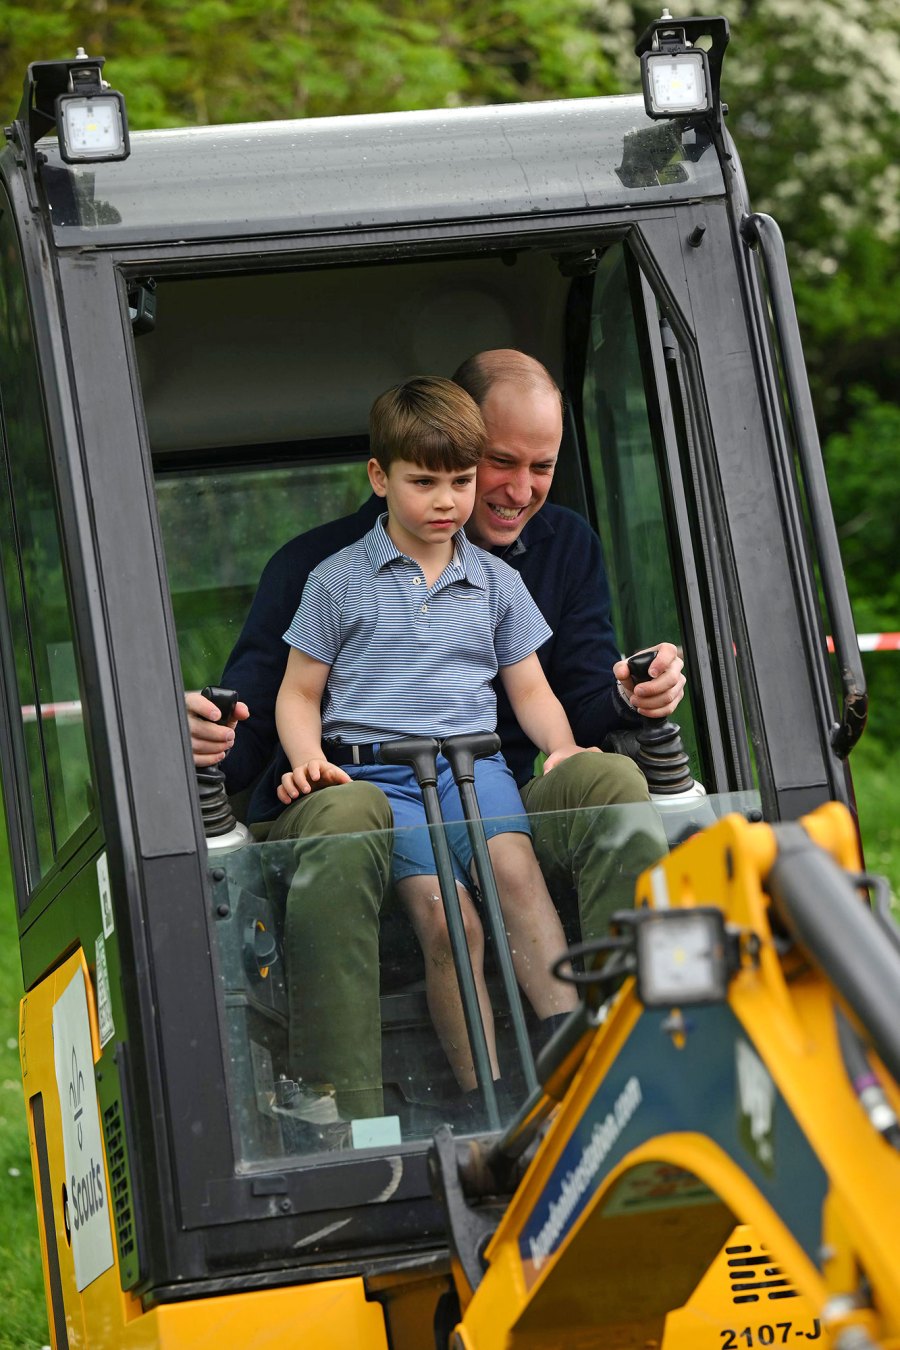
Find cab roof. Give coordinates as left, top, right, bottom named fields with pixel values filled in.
left=34, top=94, right=724, bottom=247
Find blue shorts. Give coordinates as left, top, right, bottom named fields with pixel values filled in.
left=346, top=751, right=530, bottom=890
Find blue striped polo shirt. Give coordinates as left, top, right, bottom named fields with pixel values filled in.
left=283, top=515, right=552, bottom=744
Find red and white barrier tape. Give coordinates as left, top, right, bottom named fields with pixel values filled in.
left=826, top=633, right=900, bottom=653
left=20, top=700, right=84, bottom=722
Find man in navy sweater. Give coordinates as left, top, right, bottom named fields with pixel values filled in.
left=188, top=350, right=683, bottom=1123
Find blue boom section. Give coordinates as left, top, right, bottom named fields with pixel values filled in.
left=518, top=1003, right=828, bottom=1285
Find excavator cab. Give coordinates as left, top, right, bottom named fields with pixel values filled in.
left=0, top=18, right=887, bottom=1350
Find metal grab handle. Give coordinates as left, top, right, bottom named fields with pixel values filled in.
left=380, top=736, right=501, bottom=1128
left=379, top=735, right=442, bottom=785
left=741, top=212, right=867, bottom=757
left=440, top=733, right=538, bottom=1095
left=438, top=731, right=501, bottom=783
left=768, top=824, right=900, bottom=1087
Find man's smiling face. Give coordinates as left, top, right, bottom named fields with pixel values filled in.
left=466, top=381, right=561, bottom=551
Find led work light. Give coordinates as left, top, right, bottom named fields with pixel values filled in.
left=635, top=10, right=731, bottom=131
left=643, top=50, right=710, bottom=118
left=641, top=13, right=713, bottom=120
left=635, top=907, right=731, bottom=1007
left=54, top=49, right=129, bottom=163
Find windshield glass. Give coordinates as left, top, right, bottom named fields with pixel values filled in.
left=208, top=791, right=760, bottom=1168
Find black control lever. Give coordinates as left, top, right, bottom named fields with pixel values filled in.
left=626, top=650, right=656, bottom=686
left=626, top=650, right=695, bottom=795
left=202, top=685, right=238, bottom=724
left=379, top=735, right=442, bottom=785
left=380, top=735, right=501, bottom=1129
left=438, top=731, right=500, bottom=782
left=440, top=733, right=538, bottom=1095
left=196, top=685, right=246, bottom=842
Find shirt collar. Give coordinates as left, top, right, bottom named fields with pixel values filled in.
left=364, top=514, right=403, bottom=571
left=364, top=514, right=487, bottom=589
left=491, top=506, right=556, bottom=560
left=451, top=527, right=488, bottom=588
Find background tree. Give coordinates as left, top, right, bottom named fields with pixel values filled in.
left=0, top=0, right=897, bottom=805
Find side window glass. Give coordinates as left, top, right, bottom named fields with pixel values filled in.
left=580, top=245, right=699, bottom=768
left=0, top=194, right=93, bottom=887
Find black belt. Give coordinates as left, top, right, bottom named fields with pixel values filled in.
left=322, top=740, right=381, bottom=766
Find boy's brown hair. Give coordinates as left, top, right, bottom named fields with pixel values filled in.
left=369, top=377, right=486, bottom=472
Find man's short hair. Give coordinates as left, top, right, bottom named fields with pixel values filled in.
left=369, top=377, right=486, bottom=471
left=452, top=349, right=564, bottom=414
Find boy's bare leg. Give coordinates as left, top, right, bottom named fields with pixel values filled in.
left=397, top=875, right=500, bottom=1091
left=480, top=832, right=579, bottom=1017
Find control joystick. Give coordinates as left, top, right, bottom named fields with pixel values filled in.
left=627, top=651, right=695, bottom=796
left=196, top=685, right=252, bottom=852
left=623, top=651, right=717, bottom=844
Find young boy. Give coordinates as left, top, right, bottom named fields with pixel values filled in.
left=275, top=376, right=582, bottom=1095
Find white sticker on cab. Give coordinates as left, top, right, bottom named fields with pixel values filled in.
left=52, top=971, right=114, bottom=1291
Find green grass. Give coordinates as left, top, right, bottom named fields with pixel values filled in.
left=0, top=845, right=49, bottom=1349
left=851, top=737, right=900, bottom=898
left=0, top=751, right=895, bottom=1347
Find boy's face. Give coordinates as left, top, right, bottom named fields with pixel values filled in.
left=367, top=456, right=477, bottom=555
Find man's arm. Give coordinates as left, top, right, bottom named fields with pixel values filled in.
left=216, top=542, right=303, bottom=792
left=202, top=497, right=381, bottom=795
left=499, top=653, right=598, bottom=771
left=529, top=511, right=683, bottom=743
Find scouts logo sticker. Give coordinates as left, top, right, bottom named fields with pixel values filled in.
left=53, top=969, right=114, bottom=1290
left=69, top=1046, right=85, bottom=1149
left=736, top=1038, right=775, bottom=1175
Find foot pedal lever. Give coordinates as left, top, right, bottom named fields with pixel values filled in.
left=380, top=736, right=501, bottom=1130
left=440, top=732, right=538, bottom=1095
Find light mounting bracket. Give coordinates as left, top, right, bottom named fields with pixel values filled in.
left=635, top=12, right=730, bottom=133
left=9, top=51, right=129, bottom=167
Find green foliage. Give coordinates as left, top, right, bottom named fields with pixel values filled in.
left=825, top=391, right=900, bottom=619
left=823, top=391, right=900, bottom=750
left=851, top=734, right=900, bottom=896
left=712, top=0, right=900, bottom=438
left=0, top=808, right=49, bottom=1348
left=0, top=7, right=896, bottom=1332
left=0, top=0, right=896, bottom=724
left=0, top=0, right=625, bottom=129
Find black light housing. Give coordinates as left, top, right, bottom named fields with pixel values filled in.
left=635, top=12, right=730, bottom=131
left=634, top=906, right=732, bottom=1007
left=55, top=51, right=129, bottom=163
left=14, top=50, right=130, bottom=163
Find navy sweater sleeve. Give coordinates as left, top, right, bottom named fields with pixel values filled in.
left=220, top=498, right=380, bottom=797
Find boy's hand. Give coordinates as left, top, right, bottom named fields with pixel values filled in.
left=277, top=759, right=352, bottom=803
left=185, top=689, right=250, bottom=766
left=542, top=744, right=601, bottom=775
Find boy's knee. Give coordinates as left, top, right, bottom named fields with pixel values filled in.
left=422, top=889, right=482, bottom=955
left=485, top=831, right=534, bottom=886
